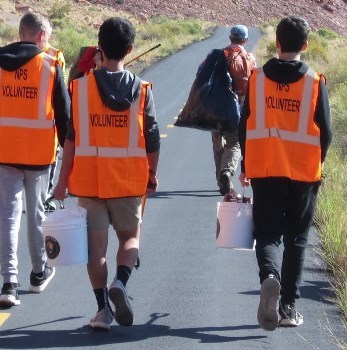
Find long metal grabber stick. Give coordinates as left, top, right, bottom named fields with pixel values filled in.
left=125, top=43, right=161, bottom=66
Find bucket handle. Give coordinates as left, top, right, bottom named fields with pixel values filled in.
left=45, top=195, right=65, bottom=210
left=241, top=187, right=253, bottom=204
left=224, top=187, right=253, bottom=203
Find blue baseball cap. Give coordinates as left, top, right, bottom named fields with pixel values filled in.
left=230, top=25, right=248, bottom=40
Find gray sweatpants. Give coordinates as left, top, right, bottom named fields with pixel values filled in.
left=0, top=165, right=49, bottom=284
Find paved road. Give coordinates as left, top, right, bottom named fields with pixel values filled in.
left=0, top=27, right=346, bottom=350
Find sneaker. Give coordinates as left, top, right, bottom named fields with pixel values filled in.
left=89, top=308, right=114, bottom=331
left=108, top=279, right=133, bottom=326
left=219, top=171, right=232, bottom=195
left=44, top=201, right=56, bottom=213
left=29, top=265, right=55, bottom=293
left=0, top=283, right=21, bottom=306
left=279, top=302, right=304, bottom=327
left=257, top=275, right=281, bottom=331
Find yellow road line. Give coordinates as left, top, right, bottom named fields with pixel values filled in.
left=0, top=313, right=11, bottom=327
left=160, top=134, right=167, bottom=138
left=167, top=124, right=175, bottom=128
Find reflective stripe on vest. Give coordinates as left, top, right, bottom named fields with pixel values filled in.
left=75, top=77, right=146, bottom=158
left=45, top=46, right=64, bottom=69
left=247, top=68, right=319, bottom=146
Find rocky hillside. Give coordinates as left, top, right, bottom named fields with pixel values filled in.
left=84, top=0, right=347, bottom=35
left=1, top=0, right=346, bottom=36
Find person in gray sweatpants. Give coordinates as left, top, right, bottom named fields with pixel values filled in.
left=0, top=11, right=70, bottom=307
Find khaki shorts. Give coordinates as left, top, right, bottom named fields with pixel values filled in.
left=78, top=197, right=142, bottom=232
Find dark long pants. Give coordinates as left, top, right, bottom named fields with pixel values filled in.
left=251, top=177, right=320, bottom=304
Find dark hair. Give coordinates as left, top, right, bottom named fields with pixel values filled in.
left=229, top=37, right=247, bottom=45
left=276, top=16, right=310, bottom=53
left=98, top=17, right=135, bottom=60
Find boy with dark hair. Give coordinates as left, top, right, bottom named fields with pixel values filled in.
left=239, top=16, right=332, bottom=330
left=276, top=16, right=310, bottom=53
left=98, top=17, right=135, bottom=60
left=53, top=17, right=160, bottom=331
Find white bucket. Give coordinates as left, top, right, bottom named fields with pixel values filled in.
left=43, top=206, right=88, bottom=266
left=216, top=201, right=255, bottom=250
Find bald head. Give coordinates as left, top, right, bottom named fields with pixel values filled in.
left=19, top=11, right=52, bottom=50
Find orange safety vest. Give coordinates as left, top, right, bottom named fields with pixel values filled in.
left=245, top=67, right=322, bottom=182
left=68, top=74, right=150, bottom=198
left=0, top=53, right=58, bottom=165
left=45, top=46, right=65, bottom=70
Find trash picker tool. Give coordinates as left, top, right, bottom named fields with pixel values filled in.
left=125, top=44, right=161, bottom=66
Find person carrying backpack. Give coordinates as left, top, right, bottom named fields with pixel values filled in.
left=211, top=25, right=256, bottom=195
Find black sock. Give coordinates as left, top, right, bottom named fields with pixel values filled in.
left=93, top=288, right=112, bottom=312
left=116, top=265, right=132, bottom=287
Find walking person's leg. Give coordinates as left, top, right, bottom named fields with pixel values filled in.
left=219, top=128, right=241, bottom=195
left=109, top=226, right=140, bottom=327
left=45, top=147, right=60, bottom=213
left=252, top=178, right=287, bottom=331
left=0, top=165, right=24, bottom=306
left=279, top=181, right=320, bottom=326
left=48, top=146, right=60, bottom=194
left=79, top=196, right=142, bottom=330
left=79, top=197, right=114, bottom=331
left=25, top=169, right=55, bottom=293
left=211, top=131, right=224, bottom=188
left=107, top=196, right=142, bottom=327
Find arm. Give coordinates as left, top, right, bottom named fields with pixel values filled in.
left=238, top=85, right=251, bottom=187
left=53, top=85, right=75, bottom=200
left=144, top=85, right=160, bottom=193
left=53, top=64, right=70, bottom=147
left=147, top=150, right=160, bottom=193
left=239, top=86, right=249, bottom=174
left=53, top=138, right=75, bottom=200
left=314, top=77, right=332, bottom=163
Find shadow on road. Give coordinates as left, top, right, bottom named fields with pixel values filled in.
left=0, top=313, right=266, bottom=348
left=300, top=279, right=335, bottom=305
left=239, top=279, right=335, bottom=306
left=151, top=190, right=221, bottom=199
